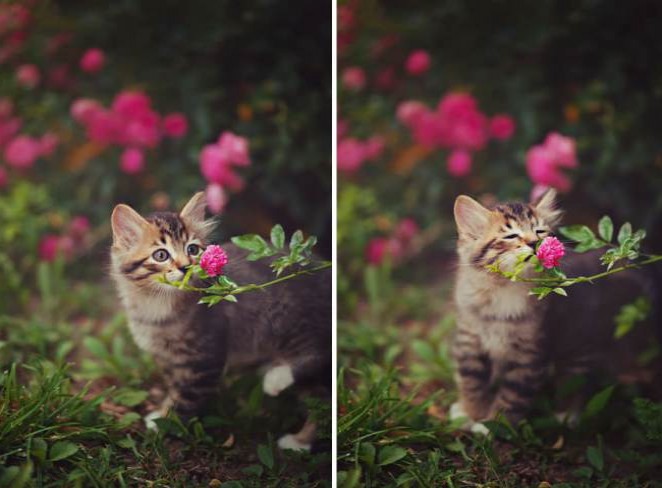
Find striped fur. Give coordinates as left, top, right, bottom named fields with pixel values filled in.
left=110, top=192, right=331, bottom=449
left=452, top=190, right=661, bottom=426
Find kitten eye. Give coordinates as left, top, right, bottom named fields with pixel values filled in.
left=503, top=234, right=519, bottom=239
left=186, top=244, right=200, bottom=256
left=152, top=249, right=170, bottom=262
left=535, top=229, right=548, bottom=235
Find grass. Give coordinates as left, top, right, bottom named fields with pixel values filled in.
left=0, top=261, right=330, bottom=487
left=338, top=256, right=662, bottom=487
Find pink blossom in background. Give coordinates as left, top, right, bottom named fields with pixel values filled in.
left=217, top=131, right=250, bottom=166
left=375, top=66, right=396, bottom=91
left=80, top=48, right=106, bottom=73
left=39, top=132, right=59, bottom=157
left=38, top=234, right=61, bottom=262
left=45, top=32, right=72, bottom=56
left=205, top=183, right=228, bottom=214
left=337, top=138, right=366, bottom=173
left=394, top=218, right=419, bottom=243
left=536, top=236, right=565, bottom=269
left=489, top=114, right=516, bottom=141
left=70, top=98, right=103, bottom=124
left=15, top=64, right=39, bottom=88
left=120, top=147, right=145, bottom=174
left=437, top=92, right=478, bottom=118
left=365, top=237, right=402, bottom=265
left=405, top=49, right=431, bottom=76
left=200, top=244, right=228, bottom=277
left=0, top=117, right=21, bottom=147
left=396, top=100, right=427, bottom=127
left=544, top=132, right=578, bottom=168
left=68, top=216, right=90, bottom=238
left=363, top=136, right=385, bottom=160
left=447, top=149, right=472, bottom=177
left=123, top=110, right=161, bottom=148
left=199, top=143, right=245, bottom=191
left=526, top=132, right=578, bottom=192
left=411, top=110, right=443, bottom=147
left=112, top=91, right=152, bottom=118
left=47, top=64, right=71, bottom=90
left=4, top=135, right=41, bottom=169
left=86, top=109, right=122, bottom=145
left=163, top=112, right=188, bottom=138
left=342, top=66, right=366, bottom=91
left=0, top=166, right=7, bottom=188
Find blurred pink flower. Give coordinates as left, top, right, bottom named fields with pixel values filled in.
left=365, top=237, right=402, bottom=265
left=38, top=234, right=61, bottom=262
left=163, top=112, right=188, bottom=138
left=394, top=218, right=419, bottom=243
left=437, top=92, right=478, bottom=118
left=68, top=216, right=90, bottom=238
left=217, top=131, right=250, bottom=166
left=71, top=98, right=103, bottom=124
left=374, top=66, right=396, bottom=91
left=15, top=64, right=39, bottom=88
left=342, top=66, right=366, bottom=91
left=447, top=149, right=472, bottom=177
left=544, top=132, right=578, bottom=168
left=39, top=132, right=59, bottom=157
left=0, top=117, right=21, bottom=147
left=120, top=147, right=145, bottom=174
left=337, top=138, right=365, bottom=173
left=206, top=183, right=228, bottom=214
left=526, top=133, right=578, bottom=192
left=489, top=114, right=516, bottom=141
left=0, top=166, right=7, bottom=188
left=363, top=135, right=385, bottom=160
left=411, top=110, right=443, bottom=147
left=396, top=101, right=427, bottom=127
left=87, top=110, right=122, bottom=145
left=4, top=135, right=41, bottom=169
left=405, top=49, right=431, bottom=76
left=199, top=143, right=245, bottom=190
left=536, top=236, right=565, bottom=269
left=80, top=48, right=106, bottom=73
left=200, top=244, right=228, bottom=277
left=123, top=110, right=161, bottom=148
left=47, top=64, right=71, bottom=90
left=112, top=91, right=151, bottom=118
left=0, top=5, right=30, bottom=36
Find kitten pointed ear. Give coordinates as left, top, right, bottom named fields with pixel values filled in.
left=454, top=195, right=492, bottom=239
left=180, top=192, right=207, bottom=224
left=111, top=204, right=149, bottom=248
left=533, top=188, right=562, bottom=226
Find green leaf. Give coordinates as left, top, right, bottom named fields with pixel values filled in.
left=83, top=337, right=109, bottom=359
left=583, top=385, right=615, bottom=418
left=116, top=437, right=136, bottom=449
left=358, top=442, right=376, bottom=467
left=270, top=225, right=285, bottom=249
left=378, top=445, right=407, bottom=466
left=617, top=222, right=632, bottom=244
left=222, top=294, right=238, bottom=303
left=116, top=412, right=141, bottom=429
left=598, top=216, right=614, bottom=242
left=257, top=444, right=274, bottom=470
left=552, top=287, right=568, bottom=297
left=289, top=230, right=304, bottom=250
left=29, top=438, right=47, bottom=462
left=113, top=389, right=148, bottom=407
left=49, top=441, right=79, bottom=462
left=586, top=446, right=604, bottom=472
left=559, top=225, right=596, bottom=243
left=231, top=234, right=269, bottom=253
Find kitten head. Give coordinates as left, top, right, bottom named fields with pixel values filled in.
left=110, top=192, right=215, bottom=292
left=453, top=189, right=562, bottom=273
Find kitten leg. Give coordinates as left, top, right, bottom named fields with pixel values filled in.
left=487, top=352, right=547, bottom=424
left=452, top=329, right=493, bottom=421
left=165, top=359, right=223, bottom=419
left=264, top=353, right=330, bottom=397
left=278, top=416, right=316, bottom=452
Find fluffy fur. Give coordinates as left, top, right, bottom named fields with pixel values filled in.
left=110, top=192, right=331, bottom=451
left=451, top=189, right=661, bottom=428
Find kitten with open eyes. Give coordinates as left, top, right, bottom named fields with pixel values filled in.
left=110, top=192, right=331, bottom=451
left=450, top=189, right=661, bottom=433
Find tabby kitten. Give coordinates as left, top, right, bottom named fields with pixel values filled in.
left=110, top=192, right=331, bottom=451
left=450, top=190, right=660, bottom=432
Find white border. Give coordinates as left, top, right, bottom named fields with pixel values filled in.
left=331, top=0, right=338, bottom=483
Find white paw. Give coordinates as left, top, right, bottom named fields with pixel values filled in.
left=263, top=365, right=294, bottom=397
left=277, top=434, right=311, bottom=452
left=144, top=410, right=163, bottom=431
left=449, top=401, right=469, bottom=422
left=470, top=422, right=490, bottom=436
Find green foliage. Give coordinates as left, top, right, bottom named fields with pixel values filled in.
left=614, top=297, right=651, bottom=339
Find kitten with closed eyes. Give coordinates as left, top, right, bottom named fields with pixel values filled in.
left=110, top=192, right=331, bottom=451
left=450, top=189, right=661, bottom=433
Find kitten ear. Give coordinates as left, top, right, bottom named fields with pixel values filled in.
left=111, top=204, right=149, bottom=248
left=454, top=195, right=492, bottom=239
left=180, top=192, right=207, bottom=224
left=533, top=188, right=562, bottom=226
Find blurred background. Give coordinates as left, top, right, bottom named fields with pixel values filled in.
left=0, top=1, right=331, bottom=485
left=337, top=1, right=662, bottom=485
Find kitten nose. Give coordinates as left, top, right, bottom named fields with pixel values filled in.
left=526, top=240, right=537, bottom=250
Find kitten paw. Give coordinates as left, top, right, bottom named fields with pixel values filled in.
left=144, top=410, right=163, bottom=431
left=449, top=401, right=469, bottom=422
left=470, top=422, right=490, bottom=436
left=277, top=434, right=311, bottom=452
left=263, top=365, right=294, bottom=397
left=554, top=410, right=580, bottom=427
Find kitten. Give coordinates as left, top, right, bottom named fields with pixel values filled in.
left=450, top=189, right=661, bottom=433
left=110, top=192, right=331, bottom=451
